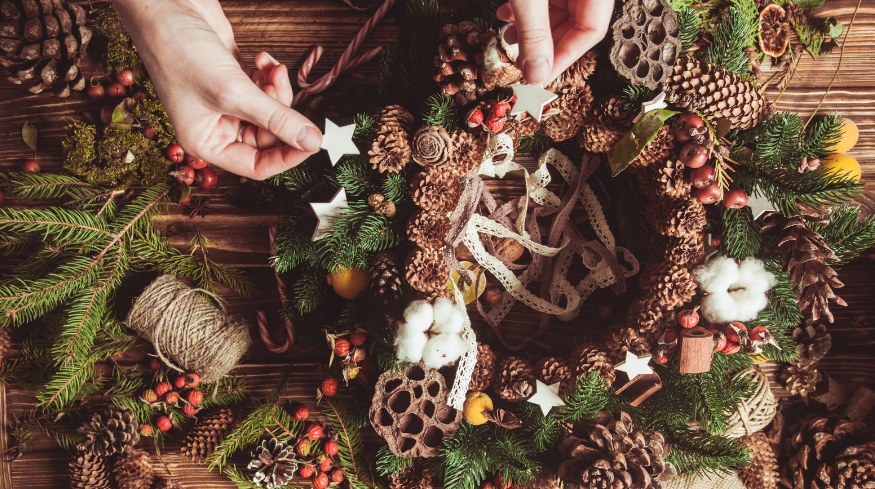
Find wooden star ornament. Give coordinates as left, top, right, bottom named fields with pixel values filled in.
left=310, top=188, right=349, bottom=241
left=509, top=84, right=557, bottom=122
left=615, top=351, right=654, bottom=380
left=527, top=380, right=565, bottom=417
left=320, top=119, right=359, bottom=166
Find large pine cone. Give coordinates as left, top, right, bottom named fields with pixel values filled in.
left=370, top=251, right=404, bottom=305
left=551, top=49, right=598, bottom=90
left=663, top=58, right=772, bottom=130
left=568, top=343, right=616, bottom=385
left=559, top=411, right=676, bottom=489
left=535, top=357, right=573, bottom=391
left=542, top=85, right=593, bottom=142
left=77, top=405, right=140, bottom=457
left=0, top=0, right=92, bottom=96
left=653, top=233, right=705, bottom=267
left=740, top=431, right=779, bottom=489
left=369, top=105, right=414, bottom=174
left=248, top=438, right=297, bottom=489
left=469, top=342, right=497, bottom=391
left=407, top=209, right=450, bottom=250
left=629, top=126, right=676, bottom=174
left=791, top=319, right=832, bottom=366
left=70, top=448, right=112, bottom=489
left=525, top=472, right=562, bottom=489
left=113, top=449, right=154, bottom=489
left=412, top=125, right=452, bottom=167
left=410, top=168, right=460, bottom=213
left=494, top=356, right=536, bottom=401
left=386, top=462, right=434, bottom=489
left=181, top=407, right=242, bottom=463
left=405, top=246, right=451, bottom=299
left=435, top=22, right=491, bottom=105
left=639, top=262, right=697, bottom=309
left=577, top=95, right=634, bottom=153
left=781, top=414, right=875, bottom=489
left=446, top=129, right=487, bottom=178
left=603, top=326, right=652, bottom=364
left=646, top=197, right=706, bottom=238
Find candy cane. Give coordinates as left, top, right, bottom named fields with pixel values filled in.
left=292, top=0, right=396, bottom=107
left=256, top=226, right=295, bottom=353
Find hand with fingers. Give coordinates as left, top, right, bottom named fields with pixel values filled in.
left=113, top=0, right=322, bottom=180
left=498, top=0, right=614, bottom=86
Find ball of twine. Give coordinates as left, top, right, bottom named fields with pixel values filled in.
left=126, top=275, right=251, bottom=383
left=725, top=366, right=778, bottom=438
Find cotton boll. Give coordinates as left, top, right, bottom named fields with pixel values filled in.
left=421, top=333, right=466, bottom=369
left=432, top=301, right=464, bottom=335
left=737, top=258, right=777, bottom=293
left=432, top=297, right=455, bottom=320
left=699, top=291, right=739, bottom=324
left=394, top=323, right=428, bottom=364
left=402, top=300, right=433, bottom=332
left=694, top=256, right=741, bottom=293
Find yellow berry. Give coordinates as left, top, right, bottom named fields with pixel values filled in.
left=463, top=391, right=494, bottom=425
left=820, top=153, right=862, bottom=183
left=825, top=119, right=859, bottom=154
left=327, top=267, right=370, bottom=299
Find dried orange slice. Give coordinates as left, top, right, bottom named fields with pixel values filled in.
left=759, top=5, right=790, bottom=57
left=447, top=261, right=487, bottom=304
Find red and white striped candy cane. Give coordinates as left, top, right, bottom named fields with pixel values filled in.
left=292, top=0, right=396, bottom=107
left=256, top=226, right=295, bottom=353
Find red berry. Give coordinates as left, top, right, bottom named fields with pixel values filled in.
left=106, top=82, right=125, bottom=97
left=306, top=423, right=323, bottom=441
left=185, top=155, right=208, bottom=169
left=174, top=376, right=186, bottom=389
left=166, top=143, right=185, bottom=163
left=351, top=347, right=366, bottom=364
left=690, top=165, right=717, bottom=189
left=334, top=338, right=351, bottom=357
left=183, top=404, right=200, bottom=415
left=87, top=84, right=106, bottom=100
left=331, top=469, right=345, bottom=483
left=695, top=183, right=723, bottom=205
left=680, top=143, right=710, bottom=169
left=710, top=235, right=723, bottom=247
left=725, top=322, right=747, bottom=343
left=750, top=326, right=769, bottom=341
left=116, top=69, right=135, bottom=87
left=194, top=167, right=218, bottom=190
left=722, top=188, right=749, bottom=209
left=100, top=105, right=115, bottom=125
left=674, top=113, right=705, bottom=144
left=132, top=91, right=146, bottom=102
left=140, top=425, right=153, bottom=437
left=174, top=165, right=195, bottom=186
left=294, top=405, right=310, bottom=422
left=313, top=472, right=330, bottom=489
left=721, top=340, right=741, bottom=355
left=466, top=107, right=484, bottom=127
left=164, top=391, right=179, bottom=404
left=296, top=439, right=311, bottom=456
left=185, top=373, right=200, bottom=388
left=484, top=288, right=504, bottom=307
left=187, top=389, right=203, bottom=406
left=143, top=126, right=157, bottom=140
left=299, top=465, right=315, bottom=478
left=653, top=351, right=669, bottom=364
left=21, top=160, right=40, bottom=174
left=156, top=416, right=172, bottom=431
left=149, top=358, right=161, bottom=370
left=677, top=307, right=700, bottom=329
left=321, top=377, right=339, bottom=397
left=323, top=440, right=339, bottom=456
left=140, top=389, right=158, bottom=403
left=155, top=382, right=171, bottom=397
left=349, top=333, right=367, bottom=346
left=319, top=460, right=333, bottom=473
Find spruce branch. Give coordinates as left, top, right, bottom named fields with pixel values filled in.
left=677, top=7, right=702, bottom=55
left=704, top=6, right=753, bottom=75
left=720, top=206, right=763, bottom=259
left=320, top=398, right=376, bottom=488
left=1, top=171, right=99, bottom=201
left=812, top=204, right=875, bottom=264
left=420, top=93, right=462, bottom=133
left=376, top=444, right=415, bottom=476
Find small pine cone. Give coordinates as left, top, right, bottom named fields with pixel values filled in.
left=70, top=449, right=112, bottom=489
left=524, top=472, right=563, bottom=489
left=541, top=85, right=593, bottom=142
left=412, top=125, right=453, bottom=167
left=639, top=262, right=697, bottom=309
left=628, top=125, right=676, bottom=173
left=405, top=246, right=450, bottom=297
left=626, top=297, right=675, bottom=344
left=552, top=50, right=598, bottom=89
left=534, top=357, right=572, bottom=390
left=596, top=95, right=635, bottom=124
left=469, top=342, right=497, bottom=391
left=647, top=196, right=707, bottom=238
left=603, top=326, right=652, bottom=363
left=567, top=344, right=616, bottom=385
left=410, top=168, right=453, bottom=212
left=386, top=462, right=434, bottom=489
left=506, top=116, right=540, bottom=139
left=370, top=130, right=412, bottom=174
left=780, top=363, right=821, bottom=398
left=654, top=233, right=705, bottom=266
left=739, top=431, right=779, bottom=489
left=77, top=405, right=140, bottom=457
left=181, top=407, right=242, bottom=463
left=577, top=118, right=626, bottom=153
left=494, top=356, right=536, bottom=401
left=791, top=319, right=832, bottom=366
left=113, top=449, right=154, bottom=489
left=642, top=157, right=691, bottom=201
left=407, top=209, right=450, bottom=249
left=375, top=105, right=415, bottom=131
left=369, top=251, right=404, bottom=305
left=445, top=129, right=487, bottom=178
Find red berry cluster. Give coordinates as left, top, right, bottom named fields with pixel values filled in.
left=166, top=142, right=218, bottom=202
left=140, top=360, right=205, bottom=432
left=653, top=308, right=778, bottom=363
left=289, top=406, right=346, bottom=488
left=328, top=330, right=369, bottom=387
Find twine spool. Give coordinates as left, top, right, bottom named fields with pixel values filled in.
left=724, top=366, right=778, bottom=438
left=664, top=472, right=746, bottom=489
left=126, top=275, right=251, bottom=383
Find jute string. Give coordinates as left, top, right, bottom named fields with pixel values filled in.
left=725, top=366, right=778, bottom=438
left=126, top=275, right=251, bottom=383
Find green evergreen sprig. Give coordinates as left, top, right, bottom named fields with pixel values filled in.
left=811, top=205, right=875, bottom=264
left=320, top=398, right=377, bottom=489
left=703, top=6, right=754, bottom=75
left=720, top=207, right=764, bottom=259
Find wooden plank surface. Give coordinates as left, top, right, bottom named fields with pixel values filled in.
left=1, top=0, right=874, bottom=487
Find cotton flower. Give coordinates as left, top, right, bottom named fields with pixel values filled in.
left=694, top=256, right=776, bottom=324
left=394, top=299, right=468, bottom=368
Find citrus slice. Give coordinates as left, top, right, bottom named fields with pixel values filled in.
left=447, top=261, right=487, bottom=304
left=758, top=5, right=790, bottom=58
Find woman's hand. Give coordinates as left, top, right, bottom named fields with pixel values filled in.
left=113, top=0, right=322, bottom=180
left=498, top=0, right=613, bottom=85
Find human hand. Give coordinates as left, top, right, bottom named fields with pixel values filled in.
left=113, top=0, right=322, bottom=180
left=497, top=0, right=613, bottom=86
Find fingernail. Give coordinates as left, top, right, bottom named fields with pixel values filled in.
left=296, top=126, right=322, bottom=152
left=525, top=57, right=550, bottom=83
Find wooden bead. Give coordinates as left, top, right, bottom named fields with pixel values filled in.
left=679, top=327, right=713, bottom=374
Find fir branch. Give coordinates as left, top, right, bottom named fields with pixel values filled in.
left=704, top=6, right=753, bottom=75
left=1, top=171, right=99, bottom=201
left=622, top=85, right=658, bottom=110
left=51, top=290, right=107, bottom=367
left=742, top=165, right=859, bottom=216
left=320, top=398, right=376, bottom=488
left=200, top=375, right=249, bottom=410
left=290, top=270, right=328, bottom=315
left=36, top=357, right=102, bottom=410
left=664, top=426, right=750, bottom=476
left=420, top=93, right=462, bottom=133
left=812, top=204, right=875, bottom=264
left=517, top=131, right=553, bottom=154
left=376, top=444, right=415, bottom=476
left=720, top=207, right=763, bottom=259
left=8, top=406, right=86, bottom=456
left=0, top=207, right=113, bottom=245
left=353, top=113, right=376, bottom=142
left=677, top=8, right=702, bottom=55
left=337, top=157, right=380, bottom=197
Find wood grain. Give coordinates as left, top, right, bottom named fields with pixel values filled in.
left=1, top=0, right=875, bottom=487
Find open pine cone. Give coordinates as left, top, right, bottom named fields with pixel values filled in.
left=780, top=363, right=821, bottom=398
left=646, top=197, right=707, bottom=238
left=370, top=251, right=404, bottom=305
left=405, top=246, right=451, bottom=299
left=541, top=85, right=593, bottom=142
left=181, top=407, right=242, bottom=463
left=781, top=414, right=875, bottom=489
left=70, top=448, right=112, bottom=489
left=469, top=342, right=497, bottom=391
left=604, top=326, right=652, bottom=364
left=791, top=319, right=832, bottom=366
left=653, top=233, right=704, bottom=267
left=445, top=129, right=487, bottom=177
left=578, top=95, right=634, bottom=153
left=369, top=105, right=414, bottom=173
left=407, top=209, right=450, bottom=250
left=76, top=405, right=140, bottom=457
left=740, top=431, right=779, bottom=489
left=629, top=126, right=676, bottom=175
left=113, top=449, right=154, bottom=489
left=535, top=357, right=573, bottom=391
left=551, top=49, right=598, bottom=90
left=412, top=125, right=453, bottom=167
left=639, top=262, right=697, bottom=309
left=248, top=438, right=297, bottom=489
left=494, top=356, right=536, bottom=401
left=568, top=343, right=616, bottom=385
left=410, top=167, right=460, bottom=213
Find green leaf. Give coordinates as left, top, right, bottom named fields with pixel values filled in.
left=795, top=0, right=824, bottom=8
left=607, top=110, right=678, bottom=176
left=21, top=121, right=38, bottom=153
left=826, top=17, right=844, bottom=38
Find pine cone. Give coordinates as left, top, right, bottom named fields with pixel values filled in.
left=664, top=58, right=772, bottom=130
left=781, top=414, right=875, bottom=489
left=0, top=326, right=10, bottom=362
left=762, top=214, right=846, bottom=322
left=525, top=472, right=562, bottom=489
left=640, top=157, right=691, bottom=203
left=654, top=233, right=705, bottom=267
left=370, top=251, right=404, bottom=305
left=626, top=296, right=674, bottom=346
left=739, top=431, right=779, bottom=489
left=568, top=343, right=616, bottom=385
left=629, top=125, right=676, bottom=174
left=552, top=49, right=598, bottom=90
left=469, top=342, right=497, bottom=391
left=369, top=105, right=414, bottom=174
left=639, top=262, right=697, bottom=309
left=445, top=129, right=487, bottom=178
left=405, top=246, right=450, bottom=297
left=412, top=125, right=453, bottom=167
left=77, top=405, right=140, bottom=457
left=181, top=407, right=242, bottom=463
left=386, top=462, right=434, bottom=489
left=248, top=438, right=297, bottom=489
left=647, top=196, right=707, bottom=238
left=792, top=319, right=832, bottom=366
left=559, top=411, right=676, bottom=488
left=494, top=356, right=536, bottom=401
left=541, top=85, right=593, bottom=142
left=410, top=168, right=460, bottom=213
left=534, top=357, right=573, bottom=390
left=70, top=448, right=112, bottom=489
left=407, top=209, right=450, bottom=250
left=113, top=449, right=154, bottom=489
left=780, top=363, right=821, bottom=398
left=577, top=96, right=634, bottom=153
left=603, top=326, right=652, bottom=363
left=435, top=22, right=520, bottom=105
left=0, top=0, right=92, bottom=96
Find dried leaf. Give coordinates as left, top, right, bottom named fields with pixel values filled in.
left=484, top=409, right=522, bottom=429
left=607, top=109, right=678, bottom=176
left=21, top=121, right=37, bottom=153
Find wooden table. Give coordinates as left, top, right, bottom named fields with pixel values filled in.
left=0, top=0, right=874, bottom=487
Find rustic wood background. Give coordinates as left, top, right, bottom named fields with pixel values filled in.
left=0, top=0, right=874, bottom=487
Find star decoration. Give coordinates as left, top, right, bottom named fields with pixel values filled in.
left=747, top=190, right=778, bottom=219
left=509, top=84, right=557, bottom=122
left=632, top=91, right=668, bottom=124
left=310, top=188, right=349, bottom=241
left=615, top=351, right=654, bottom=380
left=527, top=380, right=565, bottom=417
left=187, top=197, right=212, bottom=219
left=320, top=119, right=359, bottom=166
left=811, top=374, right=850, bottom=412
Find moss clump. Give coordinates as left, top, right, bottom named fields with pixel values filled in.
left=98, top=5, right=141, bottom=74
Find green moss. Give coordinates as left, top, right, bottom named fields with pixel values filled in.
left=98, top=5, right=141, bottom=74
left=132, top=81, right=176, bottom=146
